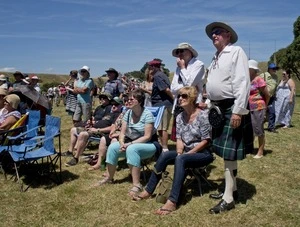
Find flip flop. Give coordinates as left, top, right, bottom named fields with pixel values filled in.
left=132, top=191, right=151, bottom=201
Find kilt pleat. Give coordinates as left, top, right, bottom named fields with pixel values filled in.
left=212, top=107, right=253, bottom=160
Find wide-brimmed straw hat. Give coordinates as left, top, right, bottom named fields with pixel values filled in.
left=4, top=94, right=20, bottom=109
left=172, top=42, right=198, bottom=57
left=205, top=22, right=238, bottom=44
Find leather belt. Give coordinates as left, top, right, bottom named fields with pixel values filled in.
left=211, top=98, right=235, bottom=109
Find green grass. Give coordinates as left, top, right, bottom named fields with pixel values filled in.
left=0, top=77, right=300, bottom=226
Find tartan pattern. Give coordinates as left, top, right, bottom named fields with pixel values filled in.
left=212, top=107, right=253, bottom=160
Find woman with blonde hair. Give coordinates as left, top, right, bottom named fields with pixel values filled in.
left=134, top=86, right=213, bottom=215
left=0, top=94, right=21, bottom=130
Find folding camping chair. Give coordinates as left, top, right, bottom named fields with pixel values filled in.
left=8, top=115, right=61, bottom=191
left=0, top=113, right=28, bottom=179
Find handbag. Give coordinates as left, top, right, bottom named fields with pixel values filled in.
left=155, top=171, right=173, bottom=204
left=208, top=104, right=225, bottom=128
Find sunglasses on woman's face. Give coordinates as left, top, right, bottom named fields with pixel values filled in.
left=175, top=49, right=185, bottom=55
left=177, top=93, right=189, bottom=99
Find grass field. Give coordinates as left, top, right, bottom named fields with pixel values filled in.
left=1, top=79, right=300, bottom=226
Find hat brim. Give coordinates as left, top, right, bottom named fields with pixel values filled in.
left=205, top=22, right=238, bottom=44
left=98, top=95, right=111, bottom=100
left=172, top=47, right=198, bottom=58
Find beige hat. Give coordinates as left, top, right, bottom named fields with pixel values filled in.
left=172, top=42, right=198, bottom=57
left=4, top=94, right=20, bottom=109
left=0, top=74, right=7, bottom=81
left=248, top=60, right=260, bottom=72
left=0, top=88, right=8, bottom=96
left=205, top=22, right=238, bottom=44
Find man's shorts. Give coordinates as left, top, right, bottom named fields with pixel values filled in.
left=73, top=102, right=92, bottom=122
left=157, top=106, right=172, bottom=131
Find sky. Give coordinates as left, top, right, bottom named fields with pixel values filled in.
left=0, top=0, right=299, bottom=77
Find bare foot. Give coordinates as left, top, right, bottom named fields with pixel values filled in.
left=88, top=165, right=100, bottom=171
left=155, top=200, right=176, bottom=215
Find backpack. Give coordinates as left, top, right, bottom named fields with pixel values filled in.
left=156, top=171, right=173, bottom=204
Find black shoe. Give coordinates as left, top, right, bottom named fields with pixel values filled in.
left=65, top=158, right=78, bottom=167
left=61, top=151, right=73, bottom=157
left=209, top=199, right=235, bottom=214
left=209, top=190, right=239, bottom=201
left=267, top=128, right=278, bottom=133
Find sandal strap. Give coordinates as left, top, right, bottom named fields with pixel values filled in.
left=130, top=184, right=143, bottom=193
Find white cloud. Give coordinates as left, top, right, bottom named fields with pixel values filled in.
left=0, top=67, right=16, bottom=72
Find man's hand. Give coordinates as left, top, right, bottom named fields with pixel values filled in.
left=230, top=114, right=242, bottom=129
left=176, top=58, right=185, bottom=69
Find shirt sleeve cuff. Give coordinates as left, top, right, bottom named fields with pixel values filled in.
left=232, top=106, right=249, bottom=115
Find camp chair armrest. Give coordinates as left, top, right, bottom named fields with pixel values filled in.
left=7, top=125, right=42, bottom=140
left=0, top=126, right=26, bottom=136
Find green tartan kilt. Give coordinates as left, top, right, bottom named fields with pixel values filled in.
left=212, top=107, right=253, bottom=160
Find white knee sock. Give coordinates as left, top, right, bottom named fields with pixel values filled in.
left=222, top=160, right=237, bottom=203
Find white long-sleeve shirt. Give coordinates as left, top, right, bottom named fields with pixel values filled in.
left=171, top=58, right=205, bottom=111
left=206, top=45, right=250, bottom=115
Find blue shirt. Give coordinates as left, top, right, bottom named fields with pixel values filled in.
left=76, top=78, right=94, bottom=103
left=151, top=71, right=173, bottom=107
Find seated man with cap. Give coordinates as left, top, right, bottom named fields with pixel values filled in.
left=62, top=92, right=113, bottom=156
left=102, top=68, right=124, bottom=98
left=65, top=96, right=123, bottom=167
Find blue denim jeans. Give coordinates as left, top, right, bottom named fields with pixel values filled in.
left=267, top=97, right=276, bottom=130
left=145, top=149, right=214, bottom=203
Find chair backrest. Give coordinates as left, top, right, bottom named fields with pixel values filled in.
left=26, top=109, right=41, bottom=138
left=44, top=115, right=61, bottom=151
left=144, top=106, right=165, bottom=130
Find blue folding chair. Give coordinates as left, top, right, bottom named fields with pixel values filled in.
left=8, top=115, right=61, bottom=191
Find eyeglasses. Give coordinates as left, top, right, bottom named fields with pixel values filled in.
left=81, top=70, right=87, bottom=73
left=111, top=103, right=120, bottom=106
left=175, top=49, right=185, bottom=55
left=123, top=99, right=129, bottom=103
left=211, top=29, right=228, bottom=37
left=177, top=93, right=189, bottom=99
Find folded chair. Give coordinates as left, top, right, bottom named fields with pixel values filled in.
left=8, top=115, right=61, bottom=191
left=0, top=113, right=28, bottom=179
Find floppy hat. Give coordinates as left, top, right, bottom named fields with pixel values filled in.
left=172, top=42, right=198, bottom=57
left=0, top=74, right=7, bottom=81
left=98, top=92, right=112, bottom=100
left=4, top=94, right=20, bottom=109
left=248, top=60, right=260, bottom=71
left=0, top=88, right=7, bottom=96
left=268, top=63, right=279, bottom=70
left=79, top=66, right=90, bottom=74
left=205, top=22, right=238, bottom=44
left=13, top=71, right=25, bottom=78
left=105, top=68, right=118, bottom=75
left=147, top=60, right=162, bottom=67
left=111, top=97, right=123, bottom=105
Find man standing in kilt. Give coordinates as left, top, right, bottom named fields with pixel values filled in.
left=204, top=22, right=253, bottom=213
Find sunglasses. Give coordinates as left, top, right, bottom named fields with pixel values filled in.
left=111, top=102, right=120, bottom=106
left=123, top=99, right=129, bottom=103
left=282, top=73, right=287, bottom=75
left=81, top=70, right=87, bottom=73
left=211, top=29, right=228, bottom=37
left=175, top=49, right=185, bottom=55
left=177, top=93, right=189, bottom=99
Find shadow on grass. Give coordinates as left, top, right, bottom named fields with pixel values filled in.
left=18, top=164, right=79, bottom=191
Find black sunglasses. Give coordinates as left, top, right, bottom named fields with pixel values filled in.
left=111, top=102, right=120, bottom=106
left=211, top=29, right=228, bottom=37
left=81, top=70, right=87, bottom=73
left=175, top=49, right=185, bottom=55
left=177, top=93, right=189, bottom=99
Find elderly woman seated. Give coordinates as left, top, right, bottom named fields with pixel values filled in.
left=134, top=86, right=214, bottom=215
left=95, top=89, right=159, bottom=197
left=65, top=97, right=123, bottom=167
left=0, top=94, right=21, bottom=131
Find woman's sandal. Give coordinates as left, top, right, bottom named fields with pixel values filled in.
left=154, top=201, right=176, bottom=215
left=128, top=184, right=143, bottom=198
left=93, top=177, right=113, bottom=187
left=88, top=165, right=100, bottom=171
left=132, top=190, right=152, bottom=201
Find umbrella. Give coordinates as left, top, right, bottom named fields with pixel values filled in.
left=16, top=85, right=51, bottom=109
